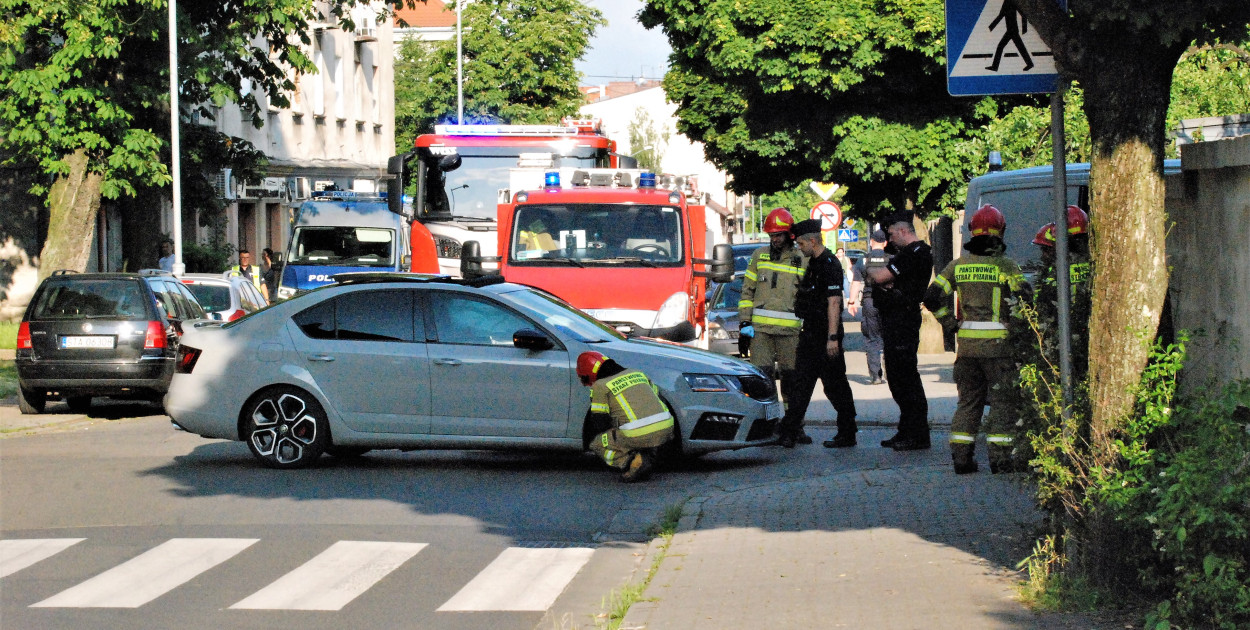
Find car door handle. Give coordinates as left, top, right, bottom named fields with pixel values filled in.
left=433, top=358, right=462, bottom=366
left=307, top=354, right=336, bottom=362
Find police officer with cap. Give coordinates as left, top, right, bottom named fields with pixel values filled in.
left=867, top=212, right=933, bottom=451
left=778, top=219, right=858, bottom=448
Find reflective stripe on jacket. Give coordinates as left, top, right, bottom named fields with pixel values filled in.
left=927, top=253, right=1027, bottom=358
left=589, top=369, right=675, bottom=448
left=738, top=245, right=805, bottom=335
left=231, top=265, right=263, bottom=290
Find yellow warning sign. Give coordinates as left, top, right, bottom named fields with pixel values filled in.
left=808, top=182, right=840, bottom=201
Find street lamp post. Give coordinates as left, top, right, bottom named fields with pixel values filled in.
left=456, top=0, right=464, bottom=124
left=168, top=0, right=184, bottom=275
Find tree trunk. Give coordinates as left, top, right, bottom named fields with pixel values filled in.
left=1079, top=42, right=1180, bottom=457
left=37, top=150, right=103, bottom=281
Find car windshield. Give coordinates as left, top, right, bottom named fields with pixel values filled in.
left=502, top=286, right=625, bottom=343
left=183, top=283, right=231, bottom=312
left=31, top=279, right=148, bottom=320
left=510, top=203, right=684, bottom=265
left=713, top=277, right=743, bottom=310
left=287, top=227, right=395, bottom=266
left=418, top=148, right=606, bottom=220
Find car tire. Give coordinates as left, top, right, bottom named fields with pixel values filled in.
left=324, top=446, right=371, bottom=458
left=241, top=386, right=329, bottom=469
left=66, top=396, right=92, bottom=414
left=18, top=387, right=46, bottom=415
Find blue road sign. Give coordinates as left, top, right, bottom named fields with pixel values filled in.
left=946, top=0, right=1066, bottom=96
left=837, top=229, right=858, bottom=242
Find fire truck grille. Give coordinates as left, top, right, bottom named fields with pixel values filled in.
left=433, top=235, right=461, bottom=259
left=736, top=375, right=776, bottom=401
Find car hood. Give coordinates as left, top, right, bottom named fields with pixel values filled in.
left=599, top=337, right=759, bottom=376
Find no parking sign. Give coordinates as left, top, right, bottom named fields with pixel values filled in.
left=811, top=201, right=842, bottom=232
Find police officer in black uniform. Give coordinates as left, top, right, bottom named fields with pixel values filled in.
left=867, top=212, right=933, bottom=451
left=777, top=219, right=858, bottom=448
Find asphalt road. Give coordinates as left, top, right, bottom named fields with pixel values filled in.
left=0, top=402, right=857, bottom=630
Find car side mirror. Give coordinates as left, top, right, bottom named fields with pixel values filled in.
left=512, top=328, right=554, bottom=351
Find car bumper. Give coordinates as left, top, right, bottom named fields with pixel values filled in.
left=680, top=397, right=783, bottom=454
left=17, top=358, right=173, bottom=397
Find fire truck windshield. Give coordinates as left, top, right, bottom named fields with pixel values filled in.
left=511, top=204, right=684, bottom=266
left=419, top=147, right=606, bottom=220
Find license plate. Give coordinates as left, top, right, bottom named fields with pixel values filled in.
left=765, top=400, right=784, bottom=419
left=60, top=335, right=115, bottom=349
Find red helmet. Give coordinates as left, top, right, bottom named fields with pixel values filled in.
left=577, top=351, right=607, bottom=385
left=1066, top=205, right=1089, bottom=235
left=1033, top=222, right=1056, bottom=247
left=762, top=208, right=795, bottom=234
left=970, top=204, right=1006, bottom=238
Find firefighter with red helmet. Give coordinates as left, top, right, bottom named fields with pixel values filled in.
left=738, top=207, right=809, bottom=445
left=1021, top=205, right=1093, bottom=386
left=578, top=351, right=675, bottom=482
left=1033, top=206, right=1091, bottom=285
left=924, top=204, right=1030, bottom=474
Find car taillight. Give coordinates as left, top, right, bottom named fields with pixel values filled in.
left=17, top=322, right=31, bottom=349
left=176, top=345, right=202, bottom=374
left=144, top=321, right=167, bottom=349
left=227, top=309, right=246, bottom=322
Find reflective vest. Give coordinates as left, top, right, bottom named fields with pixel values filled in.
left=738, top=244, right=805, bottom=335
left=589, top=369, right=675, bottom=449
left=231, top=265, right=263, bottom=291
left=929, top=252, right=1027, bottom=358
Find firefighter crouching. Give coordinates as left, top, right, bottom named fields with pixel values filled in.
left=578, top=351, right=675, bottom=482
left=924, top=204, right=1030, bottom=474
left=738, top=207, right=809, bottom=444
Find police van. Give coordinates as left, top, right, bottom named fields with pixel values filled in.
left=276, top=193, right=414, bottom=299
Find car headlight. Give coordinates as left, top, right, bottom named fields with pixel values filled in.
left=277, top=286, right=296, bottom=299
left=653, top=291, right=690, bottom=330
left=683, top=373, right=733, bottom=392
left=708, top=322, right=728, bottom=340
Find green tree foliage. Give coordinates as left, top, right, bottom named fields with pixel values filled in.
left=393, top=0, right=604, bottom=146
left=0, top=0, right=408, bottom=279
left=639, top=0, right=1007, bottom=219
left=626, top=107, right=669, bottom=173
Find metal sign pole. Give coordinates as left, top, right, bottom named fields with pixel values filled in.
left=168, top=0, right=184, bottom=276
left=1051, top=83, right=1072, bottom=411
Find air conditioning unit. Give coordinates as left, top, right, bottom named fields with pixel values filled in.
left=213, top=168, right=236, bottom=200
left=354, top=26, right=377, bottom=41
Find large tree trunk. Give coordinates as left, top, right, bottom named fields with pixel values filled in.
left=37, top=150, right=103, bottom=281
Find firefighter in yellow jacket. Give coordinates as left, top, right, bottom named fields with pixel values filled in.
left=738, top=207, right=808, bottom=443
left=578, top=351, right=676, bottom=482
left=924, top=204, right=1030, bottom=474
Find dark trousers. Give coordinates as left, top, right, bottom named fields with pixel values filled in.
left=861, top=300, right=884, bottom=380
left=781, top=329, right=858, bottom=436
left=882, top=323, right=929, bottom=439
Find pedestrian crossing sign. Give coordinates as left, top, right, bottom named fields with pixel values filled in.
left=945, top=0, right=1065, bottom=96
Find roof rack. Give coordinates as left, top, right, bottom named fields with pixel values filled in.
left=330, top=272, right=507, bottom=288
left=137, top=268, right=174, bottom=276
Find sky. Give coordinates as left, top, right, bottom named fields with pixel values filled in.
left=575, top=1, right=672, bottom=84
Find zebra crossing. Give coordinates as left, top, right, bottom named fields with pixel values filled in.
left=1, top=537, right=596, bottom=613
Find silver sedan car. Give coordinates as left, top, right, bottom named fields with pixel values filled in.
left=165, top=273, right=782, bottom=468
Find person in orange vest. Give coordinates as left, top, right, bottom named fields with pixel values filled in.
left=578, top=351, right=676, bottom=482
left=925, top=204, right=1030, bottom=474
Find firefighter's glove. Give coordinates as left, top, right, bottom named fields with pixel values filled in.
left=740, top=324, right=754, bottom=338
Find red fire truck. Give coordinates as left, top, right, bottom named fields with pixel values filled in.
left=461, top=169, right=732, bottom=344
left=387, top=119, right=633, bottom=276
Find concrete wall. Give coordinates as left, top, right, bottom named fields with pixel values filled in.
left=1167, top=133, right=1250, bottom=389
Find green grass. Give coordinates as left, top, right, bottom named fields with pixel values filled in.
left=0, top=360, right=16, bottom=399
left=0, top=322, right=17, bottom=350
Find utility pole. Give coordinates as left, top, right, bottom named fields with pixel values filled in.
left=168, top=0, right=184, bottom=275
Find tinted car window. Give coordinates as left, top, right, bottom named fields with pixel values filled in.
left=171, top=282, right=206, bottom=319
left=30, top=279, right=148, bottom=320
left=713, top=277, right=742, bottom=310
left=431, top=293, right=533, bottom=346
left=185, top=283, right=230, bottom=312
left=293, top=290, right=417, bottom=342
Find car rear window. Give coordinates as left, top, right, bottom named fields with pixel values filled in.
left=184, top=283, right=231, bottom=312
left=31, top=279, right=149, bottom=320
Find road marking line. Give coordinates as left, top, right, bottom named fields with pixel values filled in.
left=0, top=539, right=86, bottom=579
left=437, top=547, right=595, bottom=612
left=230, top=540, right=427, bottom=610
left=30, top=538, right=257, bottom=608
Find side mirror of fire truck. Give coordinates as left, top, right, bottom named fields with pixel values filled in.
left=694, top=243, right=734, bottom=283
left=460, top=240, right=501, bottom=279
left=387, top=152, right=412, bottom=216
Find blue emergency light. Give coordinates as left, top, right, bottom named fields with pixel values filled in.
left=638, top=172, right=657, bottom=188
left=544, top=171, right=561, bottom=188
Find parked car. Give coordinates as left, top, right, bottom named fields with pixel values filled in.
left=707, top=272, right=747, bottom=357
left=165, top=272, right=783, bottom=469
left=732, top=241, right=766, bottom=272
left=180, top=271, right=268, bottom=322
left=15, top=269, right=207, bottom=414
